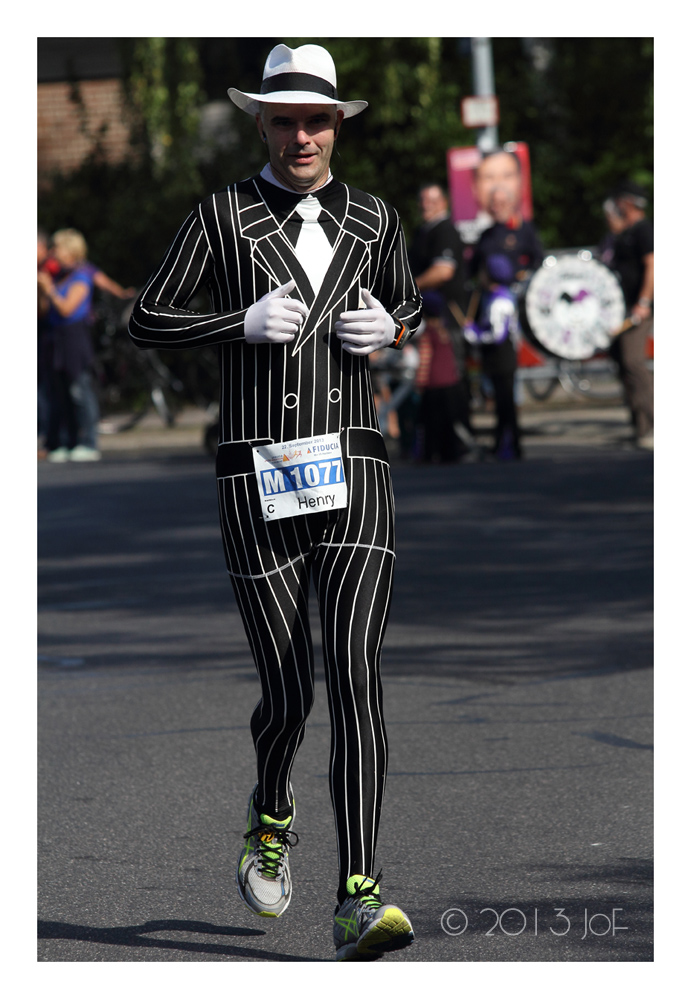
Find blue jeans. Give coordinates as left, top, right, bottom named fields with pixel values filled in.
left=47, top=369, right=99, bottom=451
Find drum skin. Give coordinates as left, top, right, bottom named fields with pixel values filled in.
left=521, top=253, right=626, bottom=361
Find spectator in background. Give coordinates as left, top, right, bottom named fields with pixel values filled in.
left=37, top=229, right=101, bottom=462
left=470, top=153, right=544, bottom=284
left=472, top=150, right=524, bottom=218
left=606, top=181, right=654, bottom=450
left=409, top=184, right=468, bottom=321
left=37, top=228, right=60, bottom=457
left=38, top=228, right=59, bottom=276
left=464, top=253, right=522, bottom=460
left=37, top=228, right=136, bottom=458
left=415, top=291, right=466, bottom=464
left=466, top=163, right=540, bottom=459
left=38, top=227, right=136, bottom=301
left=408, top=183, right=474, bottom=452
left=597, top=197, right=627, bottom=268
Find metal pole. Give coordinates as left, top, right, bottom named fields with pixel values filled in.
left=471, top=37, right=499, bottom=152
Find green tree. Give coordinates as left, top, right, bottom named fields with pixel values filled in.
left=120, top=37, right=206, bottom=201
left=39, top=38, right=209, bottom=286
left=491, top=37, right=653, bottom=247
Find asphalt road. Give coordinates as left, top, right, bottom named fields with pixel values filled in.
left=37, top=407, right=653, bottom=975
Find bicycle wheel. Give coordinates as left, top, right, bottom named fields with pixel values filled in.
left=525, top=377, right=560, bottom=401
left=558, top=366, right=623, bottom=401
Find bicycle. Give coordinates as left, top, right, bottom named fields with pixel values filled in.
left=92, top=292, right=218, bottom=432
left=519, top=355, right=625, bottom=403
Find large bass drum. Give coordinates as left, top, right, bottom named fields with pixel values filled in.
left=521, top=252, right=626, bottom=360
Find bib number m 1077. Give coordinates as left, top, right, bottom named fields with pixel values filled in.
left=253, top=434, right=348, bottom=522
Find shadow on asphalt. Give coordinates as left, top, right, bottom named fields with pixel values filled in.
left=37, top=918, right=327, bottom=961
left=386, top=450, right=652, bottom=683
left=38, top=446, right=653, bottom=685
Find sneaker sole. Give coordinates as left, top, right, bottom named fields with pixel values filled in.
left=336, top=907, right=414, bottom=962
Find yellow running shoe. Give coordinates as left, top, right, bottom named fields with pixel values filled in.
left=236, top=785, right=298, bottom=917
left=333, top=872, right=414, bottom=961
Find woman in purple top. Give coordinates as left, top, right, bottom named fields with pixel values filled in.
left=37, top=229, right=101, bottom=461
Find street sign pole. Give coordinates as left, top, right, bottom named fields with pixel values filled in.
left=471, top=37, right=499, bottom=152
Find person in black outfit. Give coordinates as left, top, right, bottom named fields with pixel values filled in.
left=409, top=184, right=467, bottom=321
left=597, top=197, right=626, bottom=268
left=464, top=254, right=522, bottom=459
left=129, top=42, right=419, bottom=961
left=606, top=180, right=654, bottom=449
left=468, top=170, right=542, bottom=455
left=408, top=183, right=474, bottom=449
left=470, top=171, right=543, bottom=284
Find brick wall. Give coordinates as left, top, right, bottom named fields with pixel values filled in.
left=37, top=78, right=132, bottom=181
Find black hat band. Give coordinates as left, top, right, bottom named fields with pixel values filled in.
left=260, top=72, right=338, bottom=100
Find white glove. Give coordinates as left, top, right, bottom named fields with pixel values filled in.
left=335, top=289, right=396, bottom=355
left=244, top=279, right=309, bottom=344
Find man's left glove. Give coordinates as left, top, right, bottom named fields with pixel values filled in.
left=335, top=289, right=395, bottom=355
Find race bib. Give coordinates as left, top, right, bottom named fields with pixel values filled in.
left=252, top=433, right=348, bottom=522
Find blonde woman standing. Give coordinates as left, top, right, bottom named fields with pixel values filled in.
left=37, top=229, right=101, bottom=462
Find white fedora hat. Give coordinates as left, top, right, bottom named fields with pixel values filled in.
left=227, top=43, right=368, bottom=118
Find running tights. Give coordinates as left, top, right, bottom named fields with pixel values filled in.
left=216, top=436, right=395, bottom=900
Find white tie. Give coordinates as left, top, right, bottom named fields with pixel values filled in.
left=294, top=195, right=333, bottom=296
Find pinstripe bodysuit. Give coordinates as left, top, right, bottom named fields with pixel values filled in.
left=129, top=172, right=422, bottom=898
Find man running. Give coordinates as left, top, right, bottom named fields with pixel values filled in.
left=129, top=42, right=421, bottom=961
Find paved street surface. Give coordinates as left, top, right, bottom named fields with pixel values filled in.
left=37, top=394, right=653, bottom=974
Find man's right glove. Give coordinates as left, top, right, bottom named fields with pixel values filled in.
left=244, top=279, right=309, bottom=344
